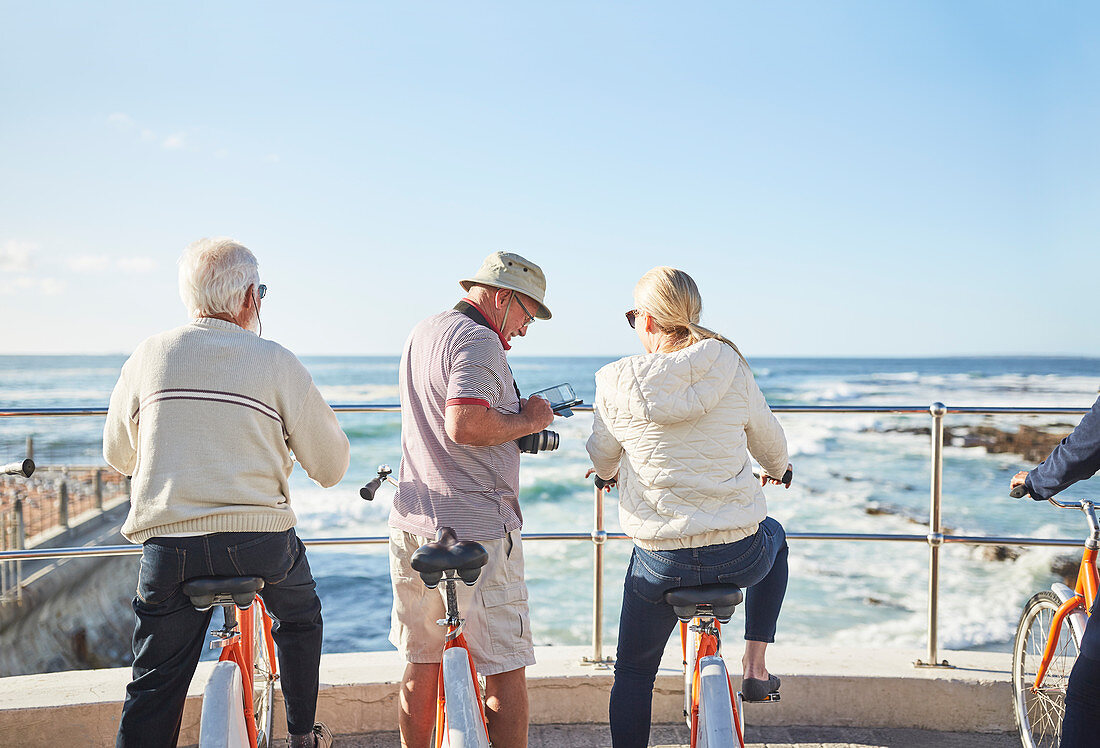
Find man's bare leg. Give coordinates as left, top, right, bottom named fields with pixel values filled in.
left=484, top=666, right=528, bottom=748
left=399, top=662, right=440, bottom=748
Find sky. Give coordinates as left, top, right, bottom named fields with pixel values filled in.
left=1, top=1, right=1098, bottom=358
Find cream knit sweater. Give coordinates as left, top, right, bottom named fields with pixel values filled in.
left=104, top=318, right=350, bottom=543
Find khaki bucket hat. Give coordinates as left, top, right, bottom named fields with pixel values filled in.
left=459, top=251, right=552, bottom=320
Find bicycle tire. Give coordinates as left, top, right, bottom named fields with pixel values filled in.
left=250, top=606, right=277, bottom=748
left=697, top=656, right=738, bottom=748
left=199, top=660, right=251, bottom=748
left=1012, top=590, right=1082, bottom=748
left=440, top=647, right=490, bottom=748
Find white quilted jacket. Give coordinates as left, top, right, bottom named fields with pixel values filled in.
left=586, top=339, right=789, bottom=550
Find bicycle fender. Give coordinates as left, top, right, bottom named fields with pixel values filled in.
left=1050, top=583, right=1088, bottom=647
left=199, top=660, right=250, bottom=748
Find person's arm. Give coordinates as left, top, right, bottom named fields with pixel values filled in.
left=585, top=400, right=623, bottom=481
left=1020, top=394, right=1100, bottom=500
left=103, top=362, right=138, bottom=476
left=443, top=329, right=553, bottom=447
left=287, top=379, right=350, bottom=488
left=446, top=397, right=554, bottom=446
left=742, top=366, right=790, bottom=480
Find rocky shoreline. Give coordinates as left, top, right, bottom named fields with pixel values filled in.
left=861, top=420, right=1079, bottom=580
left=869, top=421, right=1074, bottom=464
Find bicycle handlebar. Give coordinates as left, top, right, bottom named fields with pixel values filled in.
left=360, top=464, right=395, bottom=501
left=1, top=459, right=34, bottom=478
left=1009, top=484, right=1029, bottom=499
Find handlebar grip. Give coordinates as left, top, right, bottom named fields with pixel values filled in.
left=781, top=467, right=793, bottom=488
left=1010, top=484, right=1030, bottom=499
left=0, top=459, right=34, bottom=477
left=594, top=475, right=616, bottom=491
left=360, top=477, right=381, bottom=501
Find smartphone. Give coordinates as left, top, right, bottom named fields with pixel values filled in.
left=528, top=383, right=582, bottom=417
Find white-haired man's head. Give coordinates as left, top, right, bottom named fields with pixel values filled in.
left=178, top=238, right=260, bottom=323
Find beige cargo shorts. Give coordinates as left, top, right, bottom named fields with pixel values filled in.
left=388, top=528, right=535, bottom=676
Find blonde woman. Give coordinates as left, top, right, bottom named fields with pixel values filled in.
left=586, top=266, right=792, bottom=748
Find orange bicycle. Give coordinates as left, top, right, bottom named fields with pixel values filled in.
left=362, top=466, right=491, bottom=747
left=667, top=584, right=778, bottom=748
left=1008, top=486, right=1098, bottom=748
left=184, top=576, right=279, bottom=748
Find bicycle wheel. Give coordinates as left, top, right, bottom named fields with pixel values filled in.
left=250, top=605, right=277, bottom=748
left=1012, top=590, right=1082, bottom=748
left=697, top=656, right=739, bottom=748
left=440, top=647, right=490, bottom=748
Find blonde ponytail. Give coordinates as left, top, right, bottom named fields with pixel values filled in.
left=634, top=266, right=748, bottom=365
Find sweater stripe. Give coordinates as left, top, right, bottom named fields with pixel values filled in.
left=134, top=389, right=287, bottom=436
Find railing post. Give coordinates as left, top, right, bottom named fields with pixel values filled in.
left=58, top=480, right=69, bottom=529
left=1, top=512, right=9, bottom=600
left=25, top=435, right=33, bottom=461
left=14, top=499, right=24, bottom=603
left=916, top=402, right=952, bottom=668
left=582, top=482, right=613, bottom=667
left=95, top=469, right=104, bottom=512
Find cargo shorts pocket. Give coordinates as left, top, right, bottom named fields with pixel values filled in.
left=482, top=583, right=531, bottom=655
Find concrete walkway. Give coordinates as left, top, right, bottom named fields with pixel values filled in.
left=335, top=724, right=1019, bottom=747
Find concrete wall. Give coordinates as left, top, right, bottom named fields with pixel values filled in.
left=0, top=645, right=1015, bottom=745
left=0, top=499, right=137, bottom=676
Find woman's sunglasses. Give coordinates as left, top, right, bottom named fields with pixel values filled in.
left=625, top=309, right=639, bottom=329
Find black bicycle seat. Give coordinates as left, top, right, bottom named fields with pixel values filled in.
left=411, top=527, right=489, bottom=588
left=664, top=584, right=743, bottom=623
left=182, top=576, right=264, bottom=611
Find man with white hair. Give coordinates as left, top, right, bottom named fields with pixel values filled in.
left=105, top=237, right=349, bottom=748
left=388, top=251, right=555, bottom=748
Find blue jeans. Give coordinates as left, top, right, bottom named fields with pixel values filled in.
left=1061, top=604, right=1100, bottom=747
left=609, top=517, right=789, bottom=748
left=116, top=530, right=323, bottom=747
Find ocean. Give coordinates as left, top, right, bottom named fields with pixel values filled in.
left=2, top=354, right=1098, bottom=657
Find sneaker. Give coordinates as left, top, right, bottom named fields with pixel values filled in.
left=741, top=673, right=781, bottom=702
left=287, top=722, right=333, bottom=748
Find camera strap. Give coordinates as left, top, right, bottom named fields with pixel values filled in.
left=454, top=300, right=522, bottom=402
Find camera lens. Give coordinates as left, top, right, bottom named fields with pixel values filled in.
left=517, top=429, right=560, bottom=454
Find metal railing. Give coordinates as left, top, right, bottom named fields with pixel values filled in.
left=0, top=402, right=1090, bottom=669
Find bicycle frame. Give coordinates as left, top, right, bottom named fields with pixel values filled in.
left=216, top=597, right=278, bottom=748
left=680, top=618, right=745, bottom=748
left=1031, top=499, right=1099, bottom=692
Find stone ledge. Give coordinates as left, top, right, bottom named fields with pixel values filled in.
left=0, top=645, right=1013, bottom=745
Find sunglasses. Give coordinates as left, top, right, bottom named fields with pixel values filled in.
left=625, top=309, right=640, bottom=329
left=513, top=293, right=536, bottom=325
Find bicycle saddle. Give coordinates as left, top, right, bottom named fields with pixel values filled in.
left=664, top=584, right=743, bottom=623
left=182, top=576, right=264, bottom=611
left=411, top=527, right=489, bottom=588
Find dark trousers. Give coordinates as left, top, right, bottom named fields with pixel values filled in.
left=116, top=529, right=323, bottom=747
left=609, top=517, right=789, bottom=748
left=1061, top=606, right=1100, bottom=747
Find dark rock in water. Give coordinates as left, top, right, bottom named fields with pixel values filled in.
left=1051, top=555, right=1080, bottom=588
left=863, top=422, right=1074, bottom=463
left=980, top=545, right=1020, bottom=562
left=951, top=424, right=1073, bottom=463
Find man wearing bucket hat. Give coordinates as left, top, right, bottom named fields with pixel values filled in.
left=387, top=251, right=555, bottom=748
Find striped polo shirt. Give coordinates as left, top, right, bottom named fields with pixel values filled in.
left=388, top=303, right=523, bottom=541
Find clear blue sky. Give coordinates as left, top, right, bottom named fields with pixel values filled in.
left=1, top=1, right=1097, bottom=357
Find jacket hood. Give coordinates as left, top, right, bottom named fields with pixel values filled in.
left=595, top=339, right=741, bottom=425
